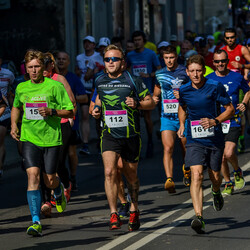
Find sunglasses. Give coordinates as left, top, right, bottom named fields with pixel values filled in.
left=213, top=59, right=228, bottom=63
left=225, top=36, right=235, bottom=40
left=103, top=57, right=122, bottom=63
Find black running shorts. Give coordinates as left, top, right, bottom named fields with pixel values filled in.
left=101, top=130, right=141, bottom=163
left=224, top=126, right=241, bottom=144
left=22, top=141, right=60, bottom=174
left=185, top=143, right=224, bottom=172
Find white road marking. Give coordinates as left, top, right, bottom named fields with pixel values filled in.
left=97, top=162, right=250, bottom=250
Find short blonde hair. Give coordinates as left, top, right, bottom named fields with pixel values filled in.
left=103, top=44, right=125, bottom=59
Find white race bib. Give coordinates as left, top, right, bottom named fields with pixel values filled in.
left=221, top=120, right=231, bottom=134
left=25, top=103, right=47, bottom=120
left=105, top=110, right=128, bottom=128
left=191, top=120, right=215, bottom=138
left=163, top=99, right=179, bottom=113
left=132, top=65, right=147, bottom=76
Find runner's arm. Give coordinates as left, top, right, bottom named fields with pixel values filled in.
left=10, top=106, right=21, bottom=141
left=137, top=94, right=154, bottom=110
left=200, top=103, right=235, bottom=129
left=152, top=84, right=161, bottom=107
left=237, top=90, right=250, bottom=112
left=57, top=75, right=77, bottom=115
left=177, top=104, right=187, bottom=138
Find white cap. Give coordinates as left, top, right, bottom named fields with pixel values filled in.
left=99, top=37, right=110, bottom=47
left=83, top=35, right=95, bottom=43
left=207, top=35, right=214, bottom=40
left=194, top=36, right=203, bottom=43
left=170, top=35, right=177, bottom=41
left=157, top=41, right=170, bottom=48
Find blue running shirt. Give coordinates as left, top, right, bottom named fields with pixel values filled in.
left=206, top=71, right=250, bottom=127
left=127, top=48, right=160, bottom=93
left=179, top=78, right=231, bottom=148
left=155, top=65, right=189, bottom=120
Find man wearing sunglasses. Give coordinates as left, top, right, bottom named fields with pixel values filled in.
left=222, top=27, right=250, bottom=74
left=92, top=45, right=154, bottom=231
left=206, top=50, right=250, bottom=195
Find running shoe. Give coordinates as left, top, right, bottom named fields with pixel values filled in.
left=128, top=211, right=140, bottom=232
left=79, top=143, right=90, bottom=155
left=64, top=181, right=72, bottom=203
left=164, top=178, right=176, bottom=193
left=41, top=202, right=52, bottom=218
left=222, top=181, right=234, bottom=196
left=50, top=195, right=56, bottom=207
left=27, top=221, right=42, bottom=236
left=211, top=186, right=224, bottom=211
left=109, top=212, right=122, bottom=230
left=118, top=203, right=130, bottom=218
left=182, top=164, right=191, bottom=187
left=237, top=136, right=245, bottom=153
left=234, top=168, right=245, bottom=190
left=55, top=184, right=67, bottom=213
left=191, top=216, right=205, bottom=234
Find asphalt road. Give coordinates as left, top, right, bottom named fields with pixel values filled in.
left=1, top=110, right=250, bottom=250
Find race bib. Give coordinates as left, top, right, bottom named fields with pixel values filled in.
left=132, top=65, right=147, bottom=76
left=221, top=120, right=231, bottom=134
left=163, top=99, right=179, bottom=113
left=105, top=110, right=128, bottom=128
left=191, top=120, right=215, bottom=138
left=25, top=103, right=47, bottom=120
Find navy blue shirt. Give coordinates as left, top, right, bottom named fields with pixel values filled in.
left=179, top=78, right=231, bottom=148
left=206, top=71, right=249, bottom=127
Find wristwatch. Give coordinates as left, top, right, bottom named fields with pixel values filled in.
left=214, top=118, right=220, bottom=125
left=51, top=109, right=57, bottom=116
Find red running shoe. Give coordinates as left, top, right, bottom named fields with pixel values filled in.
left=64, top=181, right=72, bottom=203
left=109, top=212, right=122, bottom=230
left=128, top=211, right=140, bottom=231
left=41, top=202, right=52, bottom=218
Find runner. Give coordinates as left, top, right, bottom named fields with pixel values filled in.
left=207, top=49, right=250, bottom=195
left=177, top=54, right=234, bottom=234
left=10, top=50, right=74, bottom=236
left=127, top=30, right=161, bottom=158
left=0, top=54, right=15, bottom=178
left=92, top=44, right=154, bottom=231
left=153, top=45, right=190, bottom=193
left=56, top=51, right=88, bottom=192
left=76, top=35, right=102, bottom=155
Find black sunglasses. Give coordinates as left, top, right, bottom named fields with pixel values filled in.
left=213, top=59, right=228, bottom=64
left=225, top=36, right=235, bottom=40
left=103, top=57, right=122, bottom=63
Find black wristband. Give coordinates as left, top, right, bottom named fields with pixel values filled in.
left=51, top=109, right=57, bottom=116
left=242, top=102, right=247, bottom=108
left=94, top=105, right=101, bottom=111
left=214, top=118, right=220, bottom=125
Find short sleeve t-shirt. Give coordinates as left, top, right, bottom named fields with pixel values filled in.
left=206, top=71, right=250, bottom=127
left=155, top=65, right=189, bottom=120
left=13, top=77, right=74, bottom=147
left=95, top=73, right=150, bottom=139
left=179, top=78, right=231, bottom=148
left=126, top=48, right=160, bottom=93
left=76, top=51, right=103, bottom=93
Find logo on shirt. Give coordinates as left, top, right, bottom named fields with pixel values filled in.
left=235, top=56, right=240, bottom=61
left=31, top=96, right=47, bottom=102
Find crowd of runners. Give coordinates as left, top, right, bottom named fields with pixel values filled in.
left=0, top=27, right=250, bottom=236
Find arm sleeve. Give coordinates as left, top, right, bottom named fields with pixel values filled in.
left=91, top=88, right=98, bottom=102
